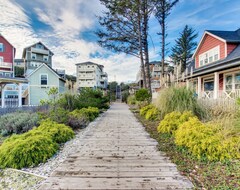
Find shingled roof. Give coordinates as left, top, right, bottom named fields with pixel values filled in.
left=206, top=28, right=240, bottom=43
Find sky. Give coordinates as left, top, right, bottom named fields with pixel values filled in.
left=0, top=0, right=240, bottom=83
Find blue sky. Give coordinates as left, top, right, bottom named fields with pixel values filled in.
left=0, top=0, right=240, bottom=82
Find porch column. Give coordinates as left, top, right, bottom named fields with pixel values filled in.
left=214, top=72, right=219, bottom=99
left=197, top=77, right=201, bottom=99
left=18, top=83, right=22, bottom=107
left=1, top=86, right=5, bottom=108
left=186, top=79, right=190, bottom=89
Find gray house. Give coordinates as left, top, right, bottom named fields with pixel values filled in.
left=22, top=42, right=54, bottom=76
left=27, top=63, right=66, bottom=105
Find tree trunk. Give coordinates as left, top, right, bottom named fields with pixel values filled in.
left=137, top=0, right=147, bottom=88
left=142, top=0, right=152, bottom=95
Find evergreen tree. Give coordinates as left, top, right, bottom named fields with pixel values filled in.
left=171, top=25, right=198, bottom=72
left=153, top=0, right=179, bottom=77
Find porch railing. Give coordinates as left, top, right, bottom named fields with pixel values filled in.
left=199, top=90, right=240, bottom=100
left=0, top=98, right=19, bottom=107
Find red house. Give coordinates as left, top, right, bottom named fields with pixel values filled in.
left=186, top=28, right=240, bottom=99
left=0, top=34, right=16, bottom=77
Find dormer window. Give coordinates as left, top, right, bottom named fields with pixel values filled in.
left=199, top=46, right=220, bottom=67
left=0, top=43, right=4, bottom=52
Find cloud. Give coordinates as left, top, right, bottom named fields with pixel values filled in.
left=0, top=0, right=144, bottom=83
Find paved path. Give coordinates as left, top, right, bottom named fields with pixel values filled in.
left=39, top=103, right=193, bottom=190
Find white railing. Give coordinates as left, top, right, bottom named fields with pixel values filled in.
left=0, top=62, right=12, bottom=68
left=0, top=98, right=19, bottom=107
left=201, top=91, right=214, bottom=99
left=218, top=90, right=240, bottom=99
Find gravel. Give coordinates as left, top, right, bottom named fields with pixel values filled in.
left=0, top=113, right=104, bottom=190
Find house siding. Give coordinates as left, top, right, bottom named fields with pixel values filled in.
left=195, top=34, right=226, bottom=68
left=0, top=36, right=14, bottom=71
left=28, top=65, right=65, bottom=105
left=227, top=43, right=237, bottom=55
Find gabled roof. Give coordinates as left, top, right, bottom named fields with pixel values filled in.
left=27, top=63, right=65, bottom=82
left=206, top=29, right=240, bottom=43
left=188, top=44, right=240, bottom=78
left=192, top=28, right=240, bottom=58
left=76, top=61, right=104, bottom=70
left=22, top=41, right=54, bottom=58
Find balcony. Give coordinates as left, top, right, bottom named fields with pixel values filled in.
left=31, top=47, right=49, bottom=55
left=0, top=62, right=12, bottom=69
left=78, top=75, right=95, bottom=80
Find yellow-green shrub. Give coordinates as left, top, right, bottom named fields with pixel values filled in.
left=0, top=119, right=75, bottom=169
left=37, top=120, right=75, bottom=144
left=72, top=107, right=99, bottom=122
left=140, top=104, right=154, bottom=116
left=0, top=134, right=58, bottom=169
left=175, top=117, right=240, bottom=161
left=145, top=107, right=160, bottom=121
left=157, top=111, right=195, bottom=134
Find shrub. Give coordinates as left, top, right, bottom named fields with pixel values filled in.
left=68, top=110, right=89, bottom=129
left=122, top=91, right=130, bottom=103
left=0, top=134, right=58, bottom=169
left=49, top=107, right=70, bottom=124
left=135, top=88, right=151, bottom=102
left=76, top=88, right=109, bottom=109
left=37, top=120, right=75, bottom=144
left=156, top=87, right=206, bottom=119
left=127, top=95, right=137, bottom=105
left=0, top=119, right=75, bottom=169
left=145, top=107, right=160, bottom=121
left=0, top=112, right=39, bottom=136
left=157, top=111, right=195, bottom=134
left=140, top=104, right=154, bottom=116
left=175, top=117, right=240, bottom=161
left=58, top=93, right=77, bottom=111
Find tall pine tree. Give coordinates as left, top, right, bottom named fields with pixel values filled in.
left=171, top=25, right=198, bottom=72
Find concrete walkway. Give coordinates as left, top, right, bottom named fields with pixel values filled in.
left=39, top=103, right=193, bottom=190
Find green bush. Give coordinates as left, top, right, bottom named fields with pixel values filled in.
left=76, top=88, right=109, bottom=109
left=58, top=93, right=77, bottom=111
left=0, top=112, right=39, bottom=136
left=0, top=134, right=58, bottom=169
left=175, top=117, right=240, bottom=161
left=145, top=107, right=160, bottom=121
left=49, top=107, right=70, bottom=124
left=37, top=120, right=75, bottom=144
left=156, top=87, right=206, bottom=119
left=0, top=119, right=75, bottom=169
left=68, top=110, right=89, bottom=129
left=127, top=95, right=137, bottom=105
left=135, top=88, right=151, bottom=102
left=140, top=104, right=154, bottom=116
left=73, top=107, right=99, bottom=122
left=157, top=111, right=195, bottom=134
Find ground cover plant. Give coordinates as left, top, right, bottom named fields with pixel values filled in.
left=0, top=120, right=74, bottom=169
left=0, top=112, right=40, bottom=136
left=134, top=110, right=240, bottom=189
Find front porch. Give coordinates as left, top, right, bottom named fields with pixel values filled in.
left=0, top=77, right=28, bottom=108
left=188, top=68, right=240, bottom=100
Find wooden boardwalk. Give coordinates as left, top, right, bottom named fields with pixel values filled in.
left=39, top=103, right=193, bottom=190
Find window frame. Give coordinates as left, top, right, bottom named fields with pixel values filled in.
left=40, top=74, right=48, bottom=86
left=0, top=56, right=3, bottom=63
left=0, top=43, right=4, bottom=52
left=31, top=53, right=37, bottom=60
left=199, top=46, right=220, bottom=67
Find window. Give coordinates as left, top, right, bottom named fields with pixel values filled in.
left=32, top=53, right=36, bottom=59
left=199, top=46, right=220, bottom=67
left=43, top=55, right=48, bottom=61
left=204, top=78, right=214, bottom=91
left=37, top=44, right=43, bottom=49
left=0, top=57, right=3, bottom=63
left=40, top=74, right=48, bottom=85
left=0, top=43, right=4, bottom=52
left=225, top=75, right=233, bottom=91
left=5, top=73, right=10, bottom=77
left=235, top=73, right=240, bottom=90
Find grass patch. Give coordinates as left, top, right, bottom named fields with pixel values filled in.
left=134, top=112, right=240, bottom=189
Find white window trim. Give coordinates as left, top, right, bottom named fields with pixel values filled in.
left=0, top=56, right=3, bottom=63
left=0, top=43, right=4, bottom=52
left=40, top=73, right=48, bottom=86
left=31, top=53, right=37, bottom=60
left=223, top=71, right=240, bottom=92
left=199, top=46, right=220, bottom=67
